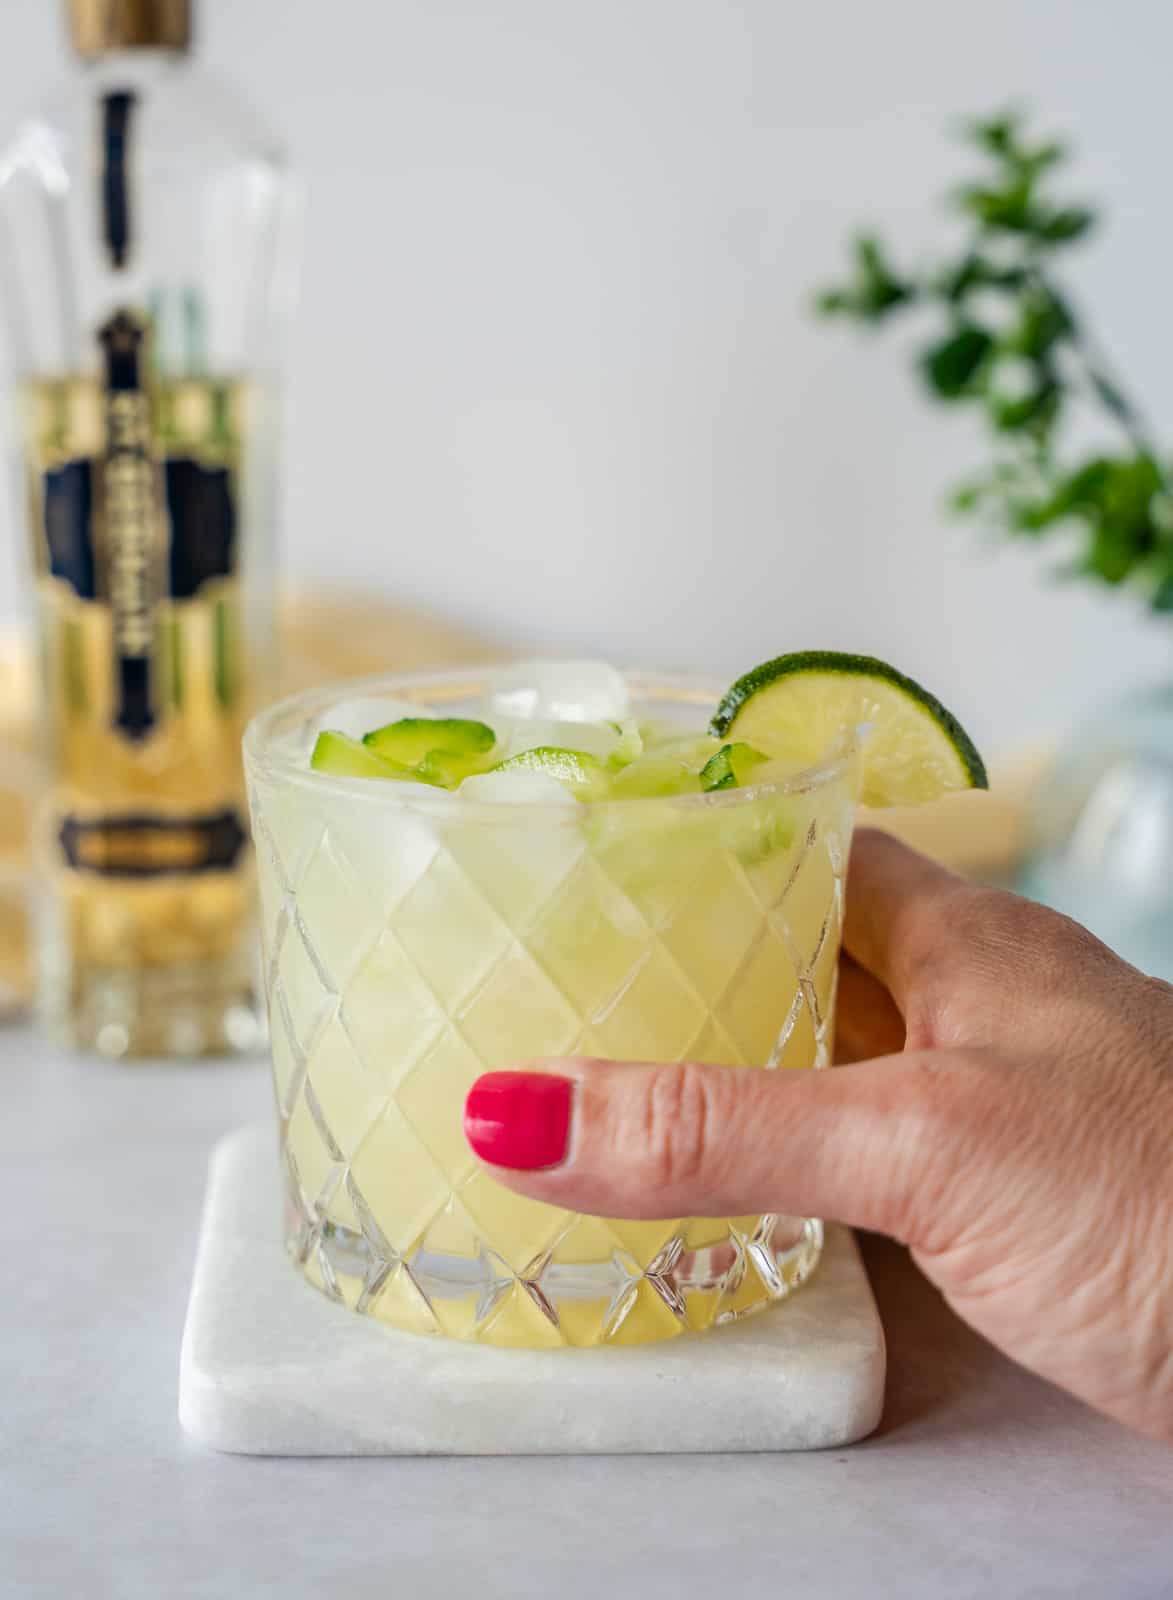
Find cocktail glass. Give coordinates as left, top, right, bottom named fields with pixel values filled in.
left=244, top=669, right=857, bottom=1347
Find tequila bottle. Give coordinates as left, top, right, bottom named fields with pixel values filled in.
left=0, top=0, right=295, bottom=1055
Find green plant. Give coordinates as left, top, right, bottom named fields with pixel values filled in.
left=816, top=109, right=1173, bottom=612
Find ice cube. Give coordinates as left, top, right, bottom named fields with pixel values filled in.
left=310, top=695, right=439, bottom=743
left=376, top=779, right=459, bottom=805
left=493, top=716, right=620, bottom=764
left=458, top=770, right=578, bottom=805
left=488, top=660, right=630, bottom=724
left=323, top=801, right=444, bottom=915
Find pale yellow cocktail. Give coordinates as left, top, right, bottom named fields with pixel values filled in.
left=245, top=667, right=858, bottom=1347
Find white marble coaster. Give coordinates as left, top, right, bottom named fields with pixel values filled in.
left=179, top=1125, right=886, bottom=1455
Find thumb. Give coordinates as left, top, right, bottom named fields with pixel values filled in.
left=463, top=1054, right=958, bottom=1246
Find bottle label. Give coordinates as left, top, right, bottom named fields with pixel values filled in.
left=97, top=310, right=165, bottom=740
left=58, top=809, right=248, bottom=878
left=30, top=314, right=243, bottom=738
left=42, top=436, right=239, bottom=604
left=25, top=317, right=250, bottom=884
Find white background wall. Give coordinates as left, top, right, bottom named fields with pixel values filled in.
left=3, top=0, right=1173, bottom=750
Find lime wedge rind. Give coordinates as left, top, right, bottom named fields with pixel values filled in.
left=711, top=650, right=988, bottom=806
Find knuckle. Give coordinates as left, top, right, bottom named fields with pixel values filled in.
left=900, top=885, right=982, bottom=1041
left=905, top=886, right=1050, bottom=1044
left=903, top=880, right=971, bottom=968
left=635, top=1063, right=724, bottom=1192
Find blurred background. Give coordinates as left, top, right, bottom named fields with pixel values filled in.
left=3, top=0, right=1173, bottom=753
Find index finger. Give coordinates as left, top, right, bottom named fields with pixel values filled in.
left=843, top=827, right=964, bottom=1015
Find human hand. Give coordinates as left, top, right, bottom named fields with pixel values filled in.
left=463, top=829, right=1173, bottom=1442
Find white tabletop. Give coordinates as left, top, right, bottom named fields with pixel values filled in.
left=2, top=1024, right=1170, bottom=1599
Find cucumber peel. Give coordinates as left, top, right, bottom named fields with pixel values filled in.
left=310, top=731, right=415, bottom=781
left=700, top=742, right=769, bottom=793
left=363, top=716, right=496, bottom=765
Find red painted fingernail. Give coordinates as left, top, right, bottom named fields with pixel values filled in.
left=464, top=1072, right=573, bottom=1171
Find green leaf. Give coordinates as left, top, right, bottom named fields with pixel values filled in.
left=1053, top=454, right=1165, bottom=584
left=988, top=381, right=1062, bottom=433
left=813, top=235, right=913, bottom=322
left=921, top=324, right=993, bottom=397
left=1013, top=490, right=1073, bottom=532
left=949, top=481, right=986, bottom=513
left=1036, top=207, right=1094, bottom=245
left=812, top=104, right=1165, bottom=611
left=957, top=179, right=1036, bottom=232
left=852, top=235, right=913, bottom=316
left=1019, top=140, right=1067, bottom=178
left=1055, top=457, right=1115, bottom=506
left=1084, top=524, right=1141, bottom=584
left=936, top=253, right=1027, bottom=302
left=955, top=189, right=1093, bottom=247
left=1046, top=452, right=1159, bottom=518
left=1005, top=285, right=1076, bottom=357
left=968, top=111, right=1021, bottom=157
left=965, top=106, right=1064, bottom=170
left=1096, top=454, right=1162, bottom=519
left=814, top=289, right=851, bottom=316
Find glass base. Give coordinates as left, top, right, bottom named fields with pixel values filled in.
left=39, top=955, right=266, bottom=1059
left=284, top=1175, right=823, bottom=1348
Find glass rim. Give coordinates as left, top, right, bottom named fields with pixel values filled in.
left=243, top=665, right=859, bottom=821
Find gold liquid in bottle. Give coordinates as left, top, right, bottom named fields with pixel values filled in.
left=25, top=334, right=265, bottom=1056
left=2, top=0, right=291, bottom=1055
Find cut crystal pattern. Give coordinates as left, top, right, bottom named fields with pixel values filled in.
left=250, top=770, right=850, bottom=1346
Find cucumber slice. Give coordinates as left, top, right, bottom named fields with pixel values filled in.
left=363, top=716, right=496, bottom=765
left=609, top=735, right=722, bottom=798
left=311, top=731, right=415, bottom=781
left=699, top=742, right=769, bottom=792
left=606, top=717, right=644, bottom=772
left=491, top=746, right=611, bottom=801
left=417, top=747, right=495, bottom=789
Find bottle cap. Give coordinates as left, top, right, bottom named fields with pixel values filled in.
left=67, top=0, right=192, bottom=56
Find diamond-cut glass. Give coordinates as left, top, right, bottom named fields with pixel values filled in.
left=245, top=672, right=856, bottom=1347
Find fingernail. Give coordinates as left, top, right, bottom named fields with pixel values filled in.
left=464, top=1071, right=573, bottom=1171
